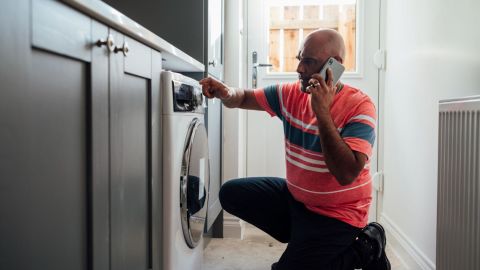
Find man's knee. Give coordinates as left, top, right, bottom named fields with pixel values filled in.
left=218, top=178, right=243, bottom=211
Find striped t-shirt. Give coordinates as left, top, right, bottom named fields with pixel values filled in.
left=253, top=81, right=376, bottom=228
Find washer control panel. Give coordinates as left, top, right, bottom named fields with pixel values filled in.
left=172, top=80, right=204, bottom=112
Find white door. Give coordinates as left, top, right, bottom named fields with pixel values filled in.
left=246, top=0, right=382, bottom=221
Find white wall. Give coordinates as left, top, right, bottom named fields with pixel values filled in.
left=222, top=0, right=248, bottom=238
left=223, top=0, right=246, bottom=182
left=382, top=0, right=480, bottom=268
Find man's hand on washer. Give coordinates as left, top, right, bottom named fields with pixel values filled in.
left=199, top=77, right=262, bottom=110
left=199, top=77, right=233, bottom=100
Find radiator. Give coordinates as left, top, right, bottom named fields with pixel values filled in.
left=437, top=96, right=480, bottom=270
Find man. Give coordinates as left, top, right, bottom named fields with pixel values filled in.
left=200, top=29, right=390, bottom=270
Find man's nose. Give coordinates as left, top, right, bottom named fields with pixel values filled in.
left=296, top=62, right=304, bottom=74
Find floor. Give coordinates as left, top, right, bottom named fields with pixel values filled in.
left=203, top=223, right=406, bottom=270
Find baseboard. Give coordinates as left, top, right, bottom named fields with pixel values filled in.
left=381, top=214, right=436, bottom=270
left=223, top=214, right=245, bottom=239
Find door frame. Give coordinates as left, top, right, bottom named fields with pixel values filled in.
left=244, top=0, right=385, bottom=221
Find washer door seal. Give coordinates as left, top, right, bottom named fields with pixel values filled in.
left=180, top=118, right=209, bottom=248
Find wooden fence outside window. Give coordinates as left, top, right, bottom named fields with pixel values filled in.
left=268, top=4, right=356, bottom=73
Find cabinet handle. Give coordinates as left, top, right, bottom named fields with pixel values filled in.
left=114, top=41, right=129, bottom=56
left=208, top=60, right=216, bottom=67
left=96, top=34, right=115, bottom=52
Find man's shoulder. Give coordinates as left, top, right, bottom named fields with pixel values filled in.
left=278, top=81, right=301, bottom=92
left=342, top=83, right=366, bottom=97
left=262, top=81, right=299, bottom=94
left=341, top=84, right=374, bottom=106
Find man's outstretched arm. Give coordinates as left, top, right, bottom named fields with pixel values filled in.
left=199, top=77, right=263, bottom=110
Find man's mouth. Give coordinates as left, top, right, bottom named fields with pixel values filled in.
left=299, top=78, right=310, bottom=93
left=300, top=78, right=311, bottom=86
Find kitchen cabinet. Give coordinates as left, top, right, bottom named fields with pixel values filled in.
left=101, top=0, right=205, bottom=66
left=100, top=0, right=225, bottom=235
left=101, top=0, right=224, bottom=80
left=0, top=1, right=162, bottom=269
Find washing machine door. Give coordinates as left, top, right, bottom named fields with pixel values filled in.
left=180, top=118, right=209, bottom=248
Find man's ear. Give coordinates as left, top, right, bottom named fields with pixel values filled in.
left=334, top=56, right=344, bottom=64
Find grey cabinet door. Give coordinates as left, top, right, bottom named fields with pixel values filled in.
left=0, top=1, right=107, bottom=269
left=25, top=47, right=89, bottom=270
left=109, top=29, right=161, bottom=270
left=207, top=0, right=224, bottom=80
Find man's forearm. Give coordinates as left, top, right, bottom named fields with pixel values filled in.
left=221, top=88, right=264, bottom=111
left=221, top=87, right=245, bottom=108
left=316, top=110, right=361, bottom=185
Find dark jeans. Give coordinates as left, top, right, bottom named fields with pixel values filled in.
left=219, top=177, right=362, bottom=270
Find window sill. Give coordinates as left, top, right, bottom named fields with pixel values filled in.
left=262, top=71, right=364, bottom=81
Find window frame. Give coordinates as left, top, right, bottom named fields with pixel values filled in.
left=261, top=0, right=365, bottom=80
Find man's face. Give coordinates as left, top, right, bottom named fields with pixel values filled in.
left=296, top=41, right=328, bottom=92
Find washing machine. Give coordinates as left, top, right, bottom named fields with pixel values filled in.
left=161, top=71, right=209, bottom=270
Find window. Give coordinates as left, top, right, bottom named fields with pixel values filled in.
left=267, top=0, right=357, bottom=73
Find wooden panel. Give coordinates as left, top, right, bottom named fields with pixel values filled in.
left=269, top=29, right=280, bottom=72
left=269, top=6, right=282, bottom=24
left=323, top=5, right=340, bottom=22
left=338, top=4, right=356, bottom=71
left=124, top=35, right=152, bottom=78
left=304, top=5, right=319, bottom=20
left=284, top=6, right=299, bottom=20
left=284, top=29, right=299, bottom=72
left=32, top=0, right=91, bottom=62
left=268, top=3, right=357, bottom=72
left=270, top=20, right=334, bottom=30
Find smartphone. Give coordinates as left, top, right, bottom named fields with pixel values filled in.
left=318, top=57, right=345, bottom=85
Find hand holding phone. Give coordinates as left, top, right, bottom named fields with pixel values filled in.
left=308, top=58, right=345, bottom=115
left=306, top=57, right=345, bottom=92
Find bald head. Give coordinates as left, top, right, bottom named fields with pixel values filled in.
left=296, top=29, right=346, bottom=92
left=303, top=29, right=346, bottom=63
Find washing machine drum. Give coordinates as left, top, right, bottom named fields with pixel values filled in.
left=180, top=118, right=209, bottom=248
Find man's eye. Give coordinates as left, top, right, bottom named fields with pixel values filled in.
left=304, top=59, right=315, bottom=65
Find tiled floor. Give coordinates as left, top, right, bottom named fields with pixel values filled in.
left=203, top=223, right=405, bottom=270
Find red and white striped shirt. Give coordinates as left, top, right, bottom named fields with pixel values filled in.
left=254, top=81, right=376, bottom=228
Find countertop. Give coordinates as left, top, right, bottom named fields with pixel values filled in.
left=61, top=0, right=204, bottom=72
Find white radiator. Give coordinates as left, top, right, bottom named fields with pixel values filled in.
left=437, top=96, right=480, bottom=270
